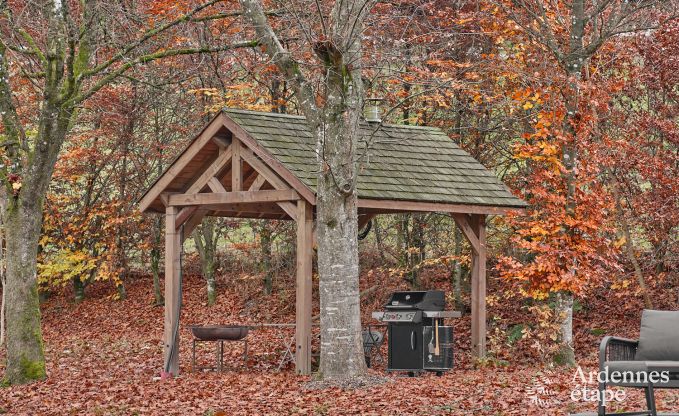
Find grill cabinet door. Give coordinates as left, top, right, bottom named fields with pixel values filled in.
left=388, top=324, right=423, bottom=371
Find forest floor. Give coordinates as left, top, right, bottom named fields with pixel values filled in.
left=1, top=266, right=678, bottom=415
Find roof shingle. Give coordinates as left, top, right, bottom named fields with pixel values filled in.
left=224, top=108, right=525, bottom=209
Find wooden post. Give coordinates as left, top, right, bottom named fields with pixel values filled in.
left=232, top=138, right=242, bottom=191
left=163, top=206, right=182, bottom=375
left=295, top=200, right=313, bottom=375
left=470, top=214, right=487, bottom=358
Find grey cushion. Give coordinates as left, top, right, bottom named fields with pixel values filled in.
left=635, top=310, right=679, bottom=361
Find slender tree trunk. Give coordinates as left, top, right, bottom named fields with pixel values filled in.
left=611, top=178, right=653, bottom=309
left=373, top=217, right=386, bottom=264
left=0, top=209, right=5, bottom=348
left=552, top=0, right=585, bottom=368
left=0, top=269, right=4, bottom=349
left=554, top=291, right=576, bottom=367
left=151, top=216, right=164, bottom=305
left=193, top=219, right=218, bottom=306
left=451, top=225, right=463, bottom=311
left=259, top=223, right=274, bottom=295
left=73, top=277, right=85, bottom=303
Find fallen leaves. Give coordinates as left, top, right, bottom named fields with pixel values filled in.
left=1, top=273, right=678, bottom=415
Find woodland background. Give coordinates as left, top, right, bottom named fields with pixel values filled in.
left=0, top=0, right=678, bottom=414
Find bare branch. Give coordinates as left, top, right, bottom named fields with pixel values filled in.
left=239, top=0, right=320, bottom=126
left=80, top=0, right=227, bottom=79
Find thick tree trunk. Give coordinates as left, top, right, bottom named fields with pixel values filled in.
left=315, top=12, right=367, bottom=376
left=3, top=201, right=47, bottom=383
left=316, top=135, right=365, bottom=378
left=240, top=0, right=372, bottom=380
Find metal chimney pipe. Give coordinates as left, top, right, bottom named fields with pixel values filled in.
left=365, top=97, right=383, bottom=123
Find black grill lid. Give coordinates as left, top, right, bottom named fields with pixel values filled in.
left=384, top=290, right=445, bottom=311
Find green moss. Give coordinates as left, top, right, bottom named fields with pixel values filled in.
left=19, top=356, right=46, bottom=380
left=552, top=346, right=576, bottom=367
left=590, top=328, right=606, bottom=336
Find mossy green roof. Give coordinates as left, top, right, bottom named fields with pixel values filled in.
left=224, top=108, right=526, bottom=208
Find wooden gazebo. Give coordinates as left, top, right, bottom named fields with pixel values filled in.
left=138, top=108, right=526, bottom=376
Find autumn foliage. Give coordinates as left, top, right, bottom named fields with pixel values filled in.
left=0, top=0, right=677, bottom=412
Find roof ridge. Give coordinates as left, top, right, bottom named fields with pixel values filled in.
left=222, top=107, right=443, bottom=131
left=223, top=107, right=306, bottom=119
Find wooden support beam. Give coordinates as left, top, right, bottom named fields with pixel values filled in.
left=168, top=189, right=299, bottom=207
left=139, top=113, right=226, bottom=212
left=452, top=214, right=480, bottom=252
left=222, top=116, right=316, bottom=204
left=248, top=174, right=266, bottom=191
left=213, top=135, right=230, bottom=150
left=176, top=206, right=198, bottom=230
left=240, top=148, right=289, bottom=190
left=163, top=206, right=182, bottom=375
left=241, top=149, right=299, bottom=220
left=186, top=146, right=232, bottom=194
left=199, top=202, right=290, bottom=214
left=232, top=138, right=242, bottom=191
left=183, top=209, right=209, bottom=236
left=470, top=214, right=487, bottom=359
left=357, top=198, right=523, bottom=215
left=207, top=177, right=227, bottom=194
left=243, top=168, right=259, bottom=190
left=295, top=200, right=313, bottom=375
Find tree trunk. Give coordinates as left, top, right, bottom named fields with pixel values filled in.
left=259, top=222, right=274, bottom=295
left=193, top=219, right=218, bottom=306
left=73, top=277, right=85, bottom=303
left=554, top=291, right=576, bottom=367
left=151, top=216, right=164, bottom=305
left=240, top=0, right=372, bottom=380
left=0, top=210, right=5, bottom=348
left=554, top=0, right=584, bottom=368
left=611, top=178, right=653, bottom=309
left=316, top=137, right=365, bottom=378
left=451, top=225, right=463, bottom=311
left=373, top=217, right=386, bottom=264
left=3, top=202, right=47, bottom=383
left=315, top=6, right=367, bottom=376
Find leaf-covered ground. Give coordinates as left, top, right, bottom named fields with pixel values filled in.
left=1, top=271, right=678, bottom=415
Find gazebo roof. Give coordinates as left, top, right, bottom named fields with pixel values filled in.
left=226, top=109, right=525, bottom=209
left=139, top=108, right=525, bottom=217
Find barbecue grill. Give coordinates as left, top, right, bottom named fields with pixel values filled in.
left=372, top=290, right=460, bottom=376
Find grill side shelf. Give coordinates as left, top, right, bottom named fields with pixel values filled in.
left=371, top=311, right=462, bottom=320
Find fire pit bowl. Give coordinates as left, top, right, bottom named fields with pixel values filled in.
left=189, top=325, right=249, bottom=341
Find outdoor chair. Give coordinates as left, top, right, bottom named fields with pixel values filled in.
left=362, top=326, right=384, bottom=368
left=598, top=310, right=679, bottom=416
